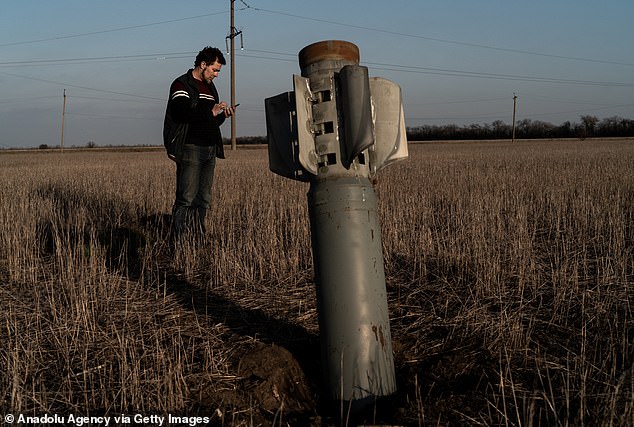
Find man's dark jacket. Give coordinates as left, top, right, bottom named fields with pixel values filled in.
left=163, top=69, right=225, bottom=161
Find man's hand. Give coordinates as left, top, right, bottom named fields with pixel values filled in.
left=212, top=102, right=226, bottom=117
left=212, top=102, right=235, bottom=117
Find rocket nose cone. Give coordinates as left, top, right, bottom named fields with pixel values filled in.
left=299, top=40, right=360, bottom=71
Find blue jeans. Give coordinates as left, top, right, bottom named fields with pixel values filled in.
left=172, top=144, right=217, bottom=239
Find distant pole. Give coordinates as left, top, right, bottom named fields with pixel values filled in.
left=511, top=93, right=517, bottom=143
left=60, top=89, right=67, bottom=152
left=230, top=0, right=237, bottom=150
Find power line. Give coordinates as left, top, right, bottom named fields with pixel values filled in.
left=2, top=49, right=631, bottom=89
left=2, top=3, right=628, bottom=72
left=408, top=103, right=634, bottom=123
left=245, top=7, right=634, bottom=68
left=236, top=52, right=296, bottom=64
left=0, top=71, right=163, bottom=100
left=408, top=97, right=510, bottom=106
left=71, top=95, right=162, bottom=104
left=516, top=103, right=634, bottom=118
left=235, top=50, right=634, bottom=88
left=368, top=62, right=634, bottom=88
left=66, top=112, right=161, bottom=121
left=2, top=49, right=632, bottom=115
left=237, top=49, right=634, bottom=88
left=0, top=95, right=60, bottom=104
left=519, top=94, right=615, bottom=106
left=0, top=52, right=194, bottom=68
left=0, top=11, right=227, bottom=48
left=1, top=4, right=631, bottom=127
left=408, top=111, right=511, bottom=121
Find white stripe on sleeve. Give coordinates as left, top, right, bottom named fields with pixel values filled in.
left=171, top=90, right=190, bottom=100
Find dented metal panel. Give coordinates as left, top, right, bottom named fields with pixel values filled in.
left=265, top=92, right=308, bottom=181
left=293, top=75, right=319, bottom=176
left=308, top=177, right=396, bottom=400
left=339, top=65, right=374, bottom=168
left=369, top=77, right=409, bottom=175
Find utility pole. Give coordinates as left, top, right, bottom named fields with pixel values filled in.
left=60, top=89, right=67, bottom=152
left=511, top=92, right=517, bottom=143
left=227, top=0, right=242, bottom=151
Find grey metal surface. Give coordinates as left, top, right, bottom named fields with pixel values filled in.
left=265, top=91, right=306, bottom=181
left=265, top=40, right=405, bottom=406
left=339, top=65, right=374, bottom=169
left=368, top=77, right=409, bottom=175
left=293, top=75, right=319, bottom=175
left=308, top=177, right=396, bottom=401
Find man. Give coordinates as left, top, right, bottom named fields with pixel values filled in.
left=164, top=46, right=235, bottom=240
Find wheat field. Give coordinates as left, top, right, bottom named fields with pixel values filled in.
left=1, top=139, right=633, bottom=426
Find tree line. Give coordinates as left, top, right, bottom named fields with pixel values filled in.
left=233, top=115, right=634, bottom=145
left=31, top=115, right=633, bottom=150
left=406, top=115, right=634, bottom=141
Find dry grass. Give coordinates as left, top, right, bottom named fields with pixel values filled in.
left=0, top=139, right=632, bottom=426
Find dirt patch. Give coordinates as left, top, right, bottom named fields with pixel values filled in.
left=238, top=343, right=316, bottom=413
left=196, top=343, right=317, bottom=424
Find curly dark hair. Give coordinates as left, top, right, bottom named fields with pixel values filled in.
left=194, top=46, right=226, bottom=67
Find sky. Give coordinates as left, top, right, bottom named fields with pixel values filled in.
left=1, top=0, right=633, bottom=148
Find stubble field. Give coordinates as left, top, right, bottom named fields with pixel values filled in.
left=1, top=139, right=633, bottom=426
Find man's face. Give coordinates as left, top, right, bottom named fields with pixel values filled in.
left=201, top=60, right=222, bottom=83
